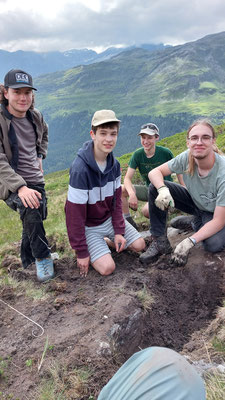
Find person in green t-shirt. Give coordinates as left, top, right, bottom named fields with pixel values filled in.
left=122, top=123, right=183, bottom=228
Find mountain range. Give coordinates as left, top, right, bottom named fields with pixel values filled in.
left=30, top=31, right=225, bottom=173
left=1, top=32, right=225, bottom=174
left=0, top=43, right=167, bottom=83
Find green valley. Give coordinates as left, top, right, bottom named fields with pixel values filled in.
left=33, top=31, right=225, bottom=173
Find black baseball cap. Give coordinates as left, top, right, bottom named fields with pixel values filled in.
left=4, top=69, right=37, bottom=90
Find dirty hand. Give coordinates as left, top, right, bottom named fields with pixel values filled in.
left=171, top=238, right=194, bottom=266
left=77, top=256, right=90, bottom=277
left=128, top=193, right=138, bottom=211
left=155, top=186, right=175, bottom=210
left=114, top=234, right=126, bottom=252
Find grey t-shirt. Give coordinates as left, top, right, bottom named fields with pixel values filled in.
left=12, top=116, right=44, bottom=184
left=168, top=150, right=225, bottom=212
left=96, top=160, right=107, bottom=173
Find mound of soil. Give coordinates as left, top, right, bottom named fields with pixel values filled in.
left=0, top=230, right=224, bottom=399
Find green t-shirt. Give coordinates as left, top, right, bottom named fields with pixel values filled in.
left=129, top=145, right=174, bottom=186
left=168, top=150, right=225, bottom=212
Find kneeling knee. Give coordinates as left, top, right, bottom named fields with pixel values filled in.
left=141, top=208, right=149, bottom=218
left=129, top=237, right=146, bottom=252
left=203, top=237, right=225, bottom=253
left=100, top=263, right=116, bottom=276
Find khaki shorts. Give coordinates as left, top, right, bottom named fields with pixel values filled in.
left=134, top=185, right=148, bottom=202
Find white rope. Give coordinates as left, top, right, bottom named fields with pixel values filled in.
left=0, top=298, right=44, bottom=337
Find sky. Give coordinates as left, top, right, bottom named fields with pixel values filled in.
left=0, top=0, right=225, bottom=53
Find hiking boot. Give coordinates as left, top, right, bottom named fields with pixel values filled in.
left=126, top=216, right=138, bottom=230
left=51, top=252, right=59, bottom=260
left=35, top=257, right=55, bottom=282
left=139, top=235, right=172, bottom=264
left=170, top=216, right=194, bottom=231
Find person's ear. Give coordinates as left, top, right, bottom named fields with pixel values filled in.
left=90, top=130, right=95, bottom=140
left=155, top=135, right=159, bottom=142
left=4, top=89, right=9, bottom=99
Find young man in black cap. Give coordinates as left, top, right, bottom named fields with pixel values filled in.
left=0, top=69, right=54, bottom=282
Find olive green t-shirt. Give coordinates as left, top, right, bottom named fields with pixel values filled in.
left=129, top=146, right=174, bottom=186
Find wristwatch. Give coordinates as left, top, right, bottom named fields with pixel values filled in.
left=189, top=237, right=197, bottom=246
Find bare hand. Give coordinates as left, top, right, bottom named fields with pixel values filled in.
left=114, top=234, right=126, bottom=253
left=77, top=256, right=90, bottom=277
left=18, top=186, right=42, bottom=208
left=129, top=193, right=138, bottom=211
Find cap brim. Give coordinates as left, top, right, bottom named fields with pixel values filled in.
left=92, top=118, right=121, bottom=127
left=7, top=84, right=37, bottom=91
left=138, top=128, right=159, bottom=136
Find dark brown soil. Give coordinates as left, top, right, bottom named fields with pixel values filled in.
left=0, top=230, right=224, bottom=399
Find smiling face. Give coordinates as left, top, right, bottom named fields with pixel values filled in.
left=4, top=87, right=33, bottom=118
left=187, top=124, right=215, bottom=160
left=90, top=125, right=118, bottom=159
left=140, top=133, right=158, bottom=153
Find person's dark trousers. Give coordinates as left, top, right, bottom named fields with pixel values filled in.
left=5, top=184, right=51, bottom=268
left=148, top=181, right=225, bottom=253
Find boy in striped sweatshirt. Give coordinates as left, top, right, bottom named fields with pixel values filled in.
left=65, top=110, right=145, bottom=277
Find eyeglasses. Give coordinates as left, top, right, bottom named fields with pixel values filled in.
left=141, top=123, right=159, bottom=133
left=188, top=135, right=213, bottom=144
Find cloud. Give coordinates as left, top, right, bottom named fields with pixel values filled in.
left=0, top=0, right=225, bottom=52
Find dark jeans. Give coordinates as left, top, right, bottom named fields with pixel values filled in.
left=149, top=181, right=225, bottom=253
left=5, top=184, right=50, bottom=268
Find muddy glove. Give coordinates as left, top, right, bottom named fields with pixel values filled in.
left=171, top=237, right=195, bottom=266
left=155, top=186, right=175, bottom=211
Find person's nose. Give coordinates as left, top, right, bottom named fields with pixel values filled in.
left=19, top=93, right=27, bottom=100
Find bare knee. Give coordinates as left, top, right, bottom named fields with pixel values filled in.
left=128, top=237, right=145, bottom=252
left=141, top=203, right=149, bottom=218
left=100, top=263, right=116, bottom=276
left=92, top=256, right=116, bottom=276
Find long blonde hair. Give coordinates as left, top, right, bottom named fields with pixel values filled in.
left=186, top=119, right=222, bottom=176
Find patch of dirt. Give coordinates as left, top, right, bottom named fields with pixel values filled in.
left=0, top=230, right=224, bottom=399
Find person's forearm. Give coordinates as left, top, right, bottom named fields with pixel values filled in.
left=112, top=187, right=125, bottom=234
left=148, top=169, right=165, bottom=189
left=65, top=200, right=88, bottom=256
left=191, top=218, right=225, bottom=243
left=124, top=178, right=136, bottom=197
left=177, top=174, right=185, bottom=186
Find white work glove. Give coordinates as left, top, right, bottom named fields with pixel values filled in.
left=171, top=237, right=195, bottom=266
left=155, top=186, right=175, bottom=211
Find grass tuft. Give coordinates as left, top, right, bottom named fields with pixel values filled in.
left=36, top=362, right=94, bottom=400
left=136, top=285, right=155, bottom=313
left=206, top=372, right=225, bottom=400
left=0, top=275, right=50, bottom=301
